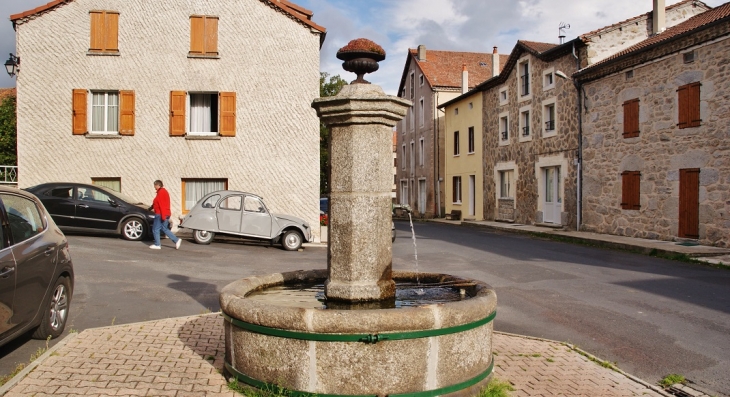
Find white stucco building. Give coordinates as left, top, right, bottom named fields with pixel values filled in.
left=10, top=0, right=325, bottom=237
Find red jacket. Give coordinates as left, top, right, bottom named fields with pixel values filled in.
left=152, top=187, right=171, bottom=219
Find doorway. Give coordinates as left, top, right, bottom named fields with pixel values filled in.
left=543, top=166, right=561, bottom=224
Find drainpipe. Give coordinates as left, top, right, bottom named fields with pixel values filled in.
left=572, top=42, right=582, bottom=231
left=434, top=91, right=441, bottom=217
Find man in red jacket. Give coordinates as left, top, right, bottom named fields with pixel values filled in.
left=150, top=180, right=182, bottom=250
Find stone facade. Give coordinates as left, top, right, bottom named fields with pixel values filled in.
left=579, top=34, right=730, bottom=247
left=12, top=0, right=323, bottom=238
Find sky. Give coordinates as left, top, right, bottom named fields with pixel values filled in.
left=1, top=0, right=726, bottom=94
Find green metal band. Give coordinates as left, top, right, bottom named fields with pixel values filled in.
left=225, top=358, right=494, bottom=397
left=222, top=310, right=496, bottom=343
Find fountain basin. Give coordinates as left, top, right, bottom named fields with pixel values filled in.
left=220, top=269, right=497, bottom=396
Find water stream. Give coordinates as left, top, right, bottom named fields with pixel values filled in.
left=406, top=213, right=424, bottom=295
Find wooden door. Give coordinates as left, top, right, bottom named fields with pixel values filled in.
left=678, top=168, right=700, bottom=238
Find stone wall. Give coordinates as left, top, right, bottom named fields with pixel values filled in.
left=482, top=52, right=579, bottom=228
left=14, top=0, right=321, bottom=238
left=581, top=36, right=730, bottom=247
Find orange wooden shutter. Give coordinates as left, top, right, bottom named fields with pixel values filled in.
left=119, top=90, right=135, bottom=136
left=205, top=17, right=218, bottom=54
left=677, top=84, right=689, bottom=129
left=190, top=16, right=204, bottom=54
left=90, top=12, right=104, bottom=51
left=219, top=92, right=236, bottom=136
left=678, top=168, right=700, bottom=238
left=72, top=89, right=87, bottom=135
left=688, top=82, right=701, bottom=127
left=170, top=91, right=186, bottom=136
left=106, top=12, right=119, bottom=52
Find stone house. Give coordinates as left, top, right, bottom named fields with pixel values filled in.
left=395, top=46, right=507, bottom=218
left=10, top=0, right=325, bottom=237
left=574, top=2, right=730, bottom=247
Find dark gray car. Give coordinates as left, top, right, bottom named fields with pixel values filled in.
left=0, top=186, right=74, bottom=347
left=179, top=190, right=312, bottom=250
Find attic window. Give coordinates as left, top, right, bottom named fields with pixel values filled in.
left=420, top=74, right=424, bottom=86
left=626, top=70, right=634, bottom=80
left=479, top=62, right=488, bottom=67
left=683, top=51, right=695, bottom=64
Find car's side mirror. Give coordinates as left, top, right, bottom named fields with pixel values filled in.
left=108, top=199, right=118, bottom=207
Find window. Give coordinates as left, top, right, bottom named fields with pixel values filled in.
left=499, top=87, right=508, bottom=105
left=220, top=195, right=242, bottom=211
left=401, top=145, right=406, bottom=170
left=683, top=51, right=695, bottom=64
left=89, top=11, right=119, bottom=53
left=677, top=82, right=701, bottom=129
left=72, top=89, right=134, bottom=136
left=410, top=141, right=415, bottom=173
left=519, top=60, right=530, bottom=96
left=453, top=131, right=460, bottom=155
left=499, top=170, right=514, bottom=198
left=400, top=181, right=408, bottom=205
left=499, top=114, right=509, bottom=144
left=454, top=108, right=459, bottom=116
left=77, top=186, right=112, bottom=203
left=244, top=196, right=265, bottom=213
left=419, top=138, right=424, bottom=166
left=92, top=177, right=121, bottom=192
left=468, top=102, right=473, bottom=110
left=543, top=99, right=556, bottom=136
left=182, top=179, right=228, bottom=213
left=623, top=99, right=640, bottom=138
left=467, top=127, right=474, bottom=153
left=2, top=194, right=45, bottom=243
left=543, top=68, right=555, bottom=91
left=409, top=106, right=414, bottom=130
left=189, top=15, right=218, bottom=56
left=419, top=98, right=424, bottom=126
left=452, top=176, right=462, bottom=203
left=621, top=171, right=641, bottom=210
left=410, top=73, right=415, bottom=99
left=626, top=70, right=634, bottom=79
left=520, top=109, right=530, bottom=137
left=169, top=91, right=236, bottom=136
left=419, top=74, right=424, bottom=86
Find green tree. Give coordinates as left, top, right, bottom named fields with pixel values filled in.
left=319, top=72, right=347, bottom=196
left=0, top=94, right=17, bottom=166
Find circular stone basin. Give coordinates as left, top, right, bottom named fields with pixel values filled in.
left=220, top=269, right=497, bottom=396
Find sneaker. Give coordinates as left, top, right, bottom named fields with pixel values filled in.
left=149, top=244, right=161, bottom=250
left=175, top=239, right=182, bottom=250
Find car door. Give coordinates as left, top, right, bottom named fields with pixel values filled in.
left=241, top=196, right=272, bottom=237
left=39, top=186, right=76, bottom=228
left=0, top=193, right=56, bottom=330
left=217, top=195, right=243, bottom=233
left=74, top=186, right=122, bottom=231
left=0, top=217, right=16, bottom=339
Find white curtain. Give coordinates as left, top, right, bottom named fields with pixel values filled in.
left=185, top=180, right=226, bottom=211
left=190, top=94, right=211, bottom=134
left=91, top=92, right=118, bottom=133
left=92, top=93, right=104, bottom=132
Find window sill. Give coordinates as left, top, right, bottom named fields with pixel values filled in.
left=467, top=152, right=475, bottom=155
left=542, top=131, right=557, bottom=138
left=85, top=134, right=122, bottom=139
left=519, top=135, right=533, bottom=143
left=185, top=135, right=221, bottom=140
left=188, top=54, right=220, bottom=59
left=87, top=51, right=120, bottom=56
left=453, top=154, right=460, bottom=157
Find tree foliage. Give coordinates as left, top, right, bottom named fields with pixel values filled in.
left=0, top=95, right=17, bottom=166
left=319, top=72, right=347, bottom=196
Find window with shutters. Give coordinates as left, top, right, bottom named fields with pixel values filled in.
left=620, top=171, right=641, bottom=210
left=623, top=99, right=640, bottom=138
left=452, top=176, right=462, bottom=203
left=91, top=91, right=118, bottom=134
left=189, top=15, right=219, bottom=57
left=169, top=91, right=236, bottom=137
left=72, top=89, right=134, bottom=136
left=89, top=11, right=119, bottom=54
left=677, top=82, right=701, bottom=129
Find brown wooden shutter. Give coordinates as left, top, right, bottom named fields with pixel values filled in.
left=169, top=91, right=186, bottom=136
left=106, top=12, right=119, bottom=52
left=688, top=82, right=701, bottom=127
left=219, top=92, right=236, bottom=136
left=72, top=89, right=87, bottom=135
left=190, top=16, right=204, bottom=54
left=677, top=84, right=689, bottom=129
left=205, top=17, right=218, bottom=55
left=90, top=12, right=104, bottom=51
left=621, top=171, right=640, bottom=210
left=119, top=90, right=135, bottom=136
left=622, top=99, right=639, bottom=138
left=678, top=168, right=700, bottom=238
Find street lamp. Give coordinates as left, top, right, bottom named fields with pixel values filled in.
left=4, top=54, right=20, bottom=77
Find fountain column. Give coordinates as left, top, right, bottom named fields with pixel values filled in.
left=312, top=40, right=410, bottom=302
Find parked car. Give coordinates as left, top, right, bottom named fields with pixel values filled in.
left=0, top=186, right=74, bottom=347
left=180, top=190, right=312, bottom=251
left=319, top=197, right=396, bottom=242
left=25, top=183, right=155, bottom=241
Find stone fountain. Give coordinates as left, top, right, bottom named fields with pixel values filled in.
left=220, top=38, right=497, bottom=396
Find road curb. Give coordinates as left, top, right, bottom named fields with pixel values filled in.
left=0, top=332, right=78, bottom=396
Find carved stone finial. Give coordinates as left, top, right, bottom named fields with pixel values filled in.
left=336, top=38, right=386, bottom=84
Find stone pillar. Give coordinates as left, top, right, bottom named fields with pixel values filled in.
left=312, top=84, right=410, bottom=302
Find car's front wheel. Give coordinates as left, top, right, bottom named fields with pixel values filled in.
left=33, top=276, right=71, bottom=340
left=121, top=218, right=145, bottom=241
left=193, top=230, right=215, bottom=245
left=281, top=230, right=303, bottom=251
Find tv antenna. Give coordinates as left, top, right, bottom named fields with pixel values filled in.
left=559, top=22, right=570, bottom=44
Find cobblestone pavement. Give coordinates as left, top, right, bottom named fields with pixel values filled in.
left=0, top=313, right=670, bottom=397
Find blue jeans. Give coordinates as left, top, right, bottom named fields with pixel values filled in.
left=152, top=215, right=178, bottom=246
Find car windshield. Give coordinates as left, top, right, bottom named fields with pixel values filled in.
left=95, top=186, right=147, bottom=206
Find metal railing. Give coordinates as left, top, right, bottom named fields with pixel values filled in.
left=0, top=166, right=17, bottom=185
left=522, top=126, right=530, bottom=136
left=501, top=131, right=508, bottom=140
left=545, top=120, right=555, bottom=131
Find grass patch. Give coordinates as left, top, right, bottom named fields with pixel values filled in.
left=660, top=374, right=686, bottom=388
left=227, top=378, right=289, bottom=396
left=0, top=337, right=51, bottom=386
left=477, top=378, right=515, bottom=397
left=546, top=358, right=555, bottom=362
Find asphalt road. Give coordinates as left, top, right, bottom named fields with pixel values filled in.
left=1, top=222, right=728, bottom=396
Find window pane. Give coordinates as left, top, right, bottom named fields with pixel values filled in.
left=220, top=196, right=242, bottom=211
left=244, top=196, right=264, bottom=212
left=184, top=179, right=226, bottom=211
left=190, top=94, right=212, bottom=133
left=1, top=194, right=44, bottom=243
left=107, top=93, right=119, bottom=132
left=92, top=93, right=105, bottom=131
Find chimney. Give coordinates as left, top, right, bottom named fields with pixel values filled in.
left=462, top=64, right=468, bottom=94
left=653, top=0, right=666, bottom=35
left=417, top=45, right=426, bottom=61
left=492, top=46, right=499, bottom=77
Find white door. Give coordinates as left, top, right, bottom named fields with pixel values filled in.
left=418, top=180, right=426, bottom=214
left=468, top=175, right=475, bottom=217
left=543, top=167, right=561, bottom=223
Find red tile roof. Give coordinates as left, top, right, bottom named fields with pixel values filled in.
left=406, top=49, right=509, bottom=90
left=518, top=40, right=559, bottom=54
left=10, top=0, right=325, bottom=33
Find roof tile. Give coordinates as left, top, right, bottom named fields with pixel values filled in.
left=409, top=49, right=509, bottom=89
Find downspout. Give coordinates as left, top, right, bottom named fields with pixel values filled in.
left=434, top=91, right=441, bottom=217
left=572, top=42, right=582, bottom=231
